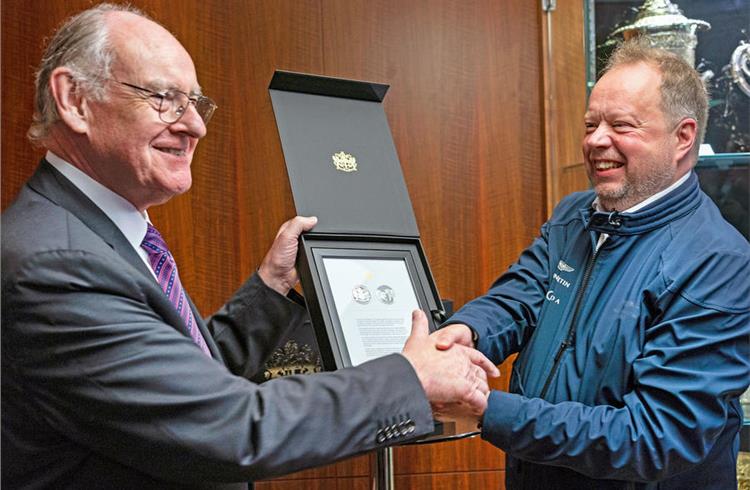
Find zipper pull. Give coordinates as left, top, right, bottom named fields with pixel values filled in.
left=553, top=339, right=570, bottom=362
left=607, top=211, right=622, bottom=227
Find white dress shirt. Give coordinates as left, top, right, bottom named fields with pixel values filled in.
left=46, top=151, right=155, bottom=275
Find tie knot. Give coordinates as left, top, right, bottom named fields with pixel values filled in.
left=141, top=224, right=169, bottom=255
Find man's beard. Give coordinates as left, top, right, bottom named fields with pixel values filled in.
left=594, top=160, right=677, bottom=211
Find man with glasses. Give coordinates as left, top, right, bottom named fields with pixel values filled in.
left=1, top=4, right=498, bottom=488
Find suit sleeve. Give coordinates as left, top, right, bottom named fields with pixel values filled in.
left=2, top=249, right=434, bottom=483
left=444, top=221, right=551, bottom=365
left=479, top=250, right=750, bottom=481
left=203, top=272, right=309, bottom=378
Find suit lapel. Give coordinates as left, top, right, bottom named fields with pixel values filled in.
left=28, top=160, right=223, bottom=360
left=28, top=160, right=155, bottom=282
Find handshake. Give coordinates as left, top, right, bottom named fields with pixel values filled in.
left=401, top=310, right=499, bottom=425
left=261, top=216, right=498, bottom=424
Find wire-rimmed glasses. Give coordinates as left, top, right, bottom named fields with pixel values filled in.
left=117, top=81, right=217, bottom=125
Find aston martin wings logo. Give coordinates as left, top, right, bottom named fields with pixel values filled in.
left=332, top=151, right=357, bottom=172
left=557, top=260, right=575, bottom=273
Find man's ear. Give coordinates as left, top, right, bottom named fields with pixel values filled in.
left=674, top=117, right=698, bottom=161
left=48, top=67, right=90, bottom=134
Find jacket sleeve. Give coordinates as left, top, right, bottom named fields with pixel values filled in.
left=479, top=249, right=750, bottom=481
left=203, top=272, right=310, bottom=378
left=2, top=249, right=434, bottom=483
left=444, top=221, right=551, bottom=365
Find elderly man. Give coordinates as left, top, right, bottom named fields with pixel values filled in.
left=1, top=4, right=498, bottom=489
left=435, top=40, right=750, bottom=489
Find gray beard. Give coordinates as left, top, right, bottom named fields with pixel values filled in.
left=595, top=165, right=677, bottom=211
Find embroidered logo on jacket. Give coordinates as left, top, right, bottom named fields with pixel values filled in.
left=553, top=273, right=571, bottom=288
left=545, top=291, right=561, bottom=304
left=557, top=260, right=575, bottom=273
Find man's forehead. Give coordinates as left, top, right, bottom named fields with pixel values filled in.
left=147, top=78, right=204, bottom=95
left=603, top=62, right=661, bottom=88
left=106, top=12, right=200, bottom=92
left=584, top=105, right=642, bottom=122
left=591, top=65, right=660, bottom=100
left=106, top=11, right=174, bottom=42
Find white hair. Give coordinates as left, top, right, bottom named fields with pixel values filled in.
left=28, top=3, right=149, bottom=144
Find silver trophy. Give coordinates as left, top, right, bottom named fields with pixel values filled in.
left=609, top=0, right=710, bottom=66
left=730, top=40, right=750, bottom=97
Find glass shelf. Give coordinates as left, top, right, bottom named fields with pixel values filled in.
left=695, top=152, right=749, bottom=239
left=695, top=153, right=749, bottom=428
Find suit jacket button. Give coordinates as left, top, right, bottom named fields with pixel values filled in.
left=376, top=430, right=386, bottom=444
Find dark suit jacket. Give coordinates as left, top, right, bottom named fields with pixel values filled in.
left=1, top=161, right=434, bottom=489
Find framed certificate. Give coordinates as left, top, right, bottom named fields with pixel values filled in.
left=298, top=237, right=443, bottom=370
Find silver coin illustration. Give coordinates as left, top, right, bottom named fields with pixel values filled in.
left=352, top=285, right=372, bottom=304
left=376, top=285, right=395, bottom=305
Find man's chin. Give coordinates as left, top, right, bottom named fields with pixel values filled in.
left=594, top=183, right=630, bottom=210
left=172, top=179, right=193, bottom=196
left=150, top=177, right=193, bottom=204
left=169, top=169, right=193, bottom=193
left=594, top=183, right=624, bottom=199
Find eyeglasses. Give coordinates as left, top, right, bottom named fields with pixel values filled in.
left=116, top=81, right=217, bottom=125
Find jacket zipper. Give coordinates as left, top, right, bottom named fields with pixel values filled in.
left=538, top=246, right=601, bottom=399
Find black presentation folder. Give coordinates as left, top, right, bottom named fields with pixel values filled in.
left=269, top=70, right=445, bottom=371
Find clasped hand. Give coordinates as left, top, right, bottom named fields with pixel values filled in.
left=402, top=312, right=499, bottom=423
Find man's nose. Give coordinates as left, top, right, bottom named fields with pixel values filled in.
left=585, top=123, right=612, bottom=148
left=171, top=103, right=207, bottom=139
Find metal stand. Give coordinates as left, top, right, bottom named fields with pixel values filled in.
left=372, top=447, right=394, bottom=490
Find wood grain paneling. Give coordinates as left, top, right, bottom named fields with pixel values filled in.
left=396, top=471, right=505, bottom=489
left=2, top=1, right=548, bottom=488
left=2, top=1, right=74, bottom=210
left=257, top=476, right=371, bottom=490
left=260, top=453, right=371, bottom=482
left=542, top=0, right=590, bottom=212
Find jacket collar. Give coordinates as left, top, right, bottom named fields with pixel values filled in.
left=26, top=160, right=223, bottom=360
left=580, top=172, right=701, bottom=235
left=27, top=159, right=156, bottom=280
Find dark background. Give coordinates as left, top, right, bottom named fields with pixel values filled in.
left=594, top=0, right=750, bottom=153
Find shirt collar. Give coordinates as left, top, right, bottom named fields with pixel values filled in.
left=46, top=151, right=150, bottom=250
left=593, top=171, right=692, bottom=213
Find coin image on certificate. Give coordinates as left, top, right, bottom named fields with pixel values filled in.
left=352, top=285, right=372, bottom=304
left=375, top=285, right=395, bottom=305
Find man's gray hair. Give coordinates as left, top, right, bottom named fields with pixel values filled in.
left=604, top=38, right=709, bottom=157
left=28, top=3, right=149, bottom=144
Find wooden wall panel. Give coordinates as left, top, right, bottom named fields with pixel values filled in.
left=315, top=0, right=544, bottom=481
left=396, top=471, right=505, bottom=489
left=2, top=1, right=78, bottom=211
left=257, top=476, right=371, bottom=490
left=541, top=0, right=590, bottom=212
left=2, top=1, right=547, bottom=488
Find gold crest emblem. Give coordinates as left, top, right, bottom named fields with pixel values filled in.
left=332, top=151, right=357, bottom=172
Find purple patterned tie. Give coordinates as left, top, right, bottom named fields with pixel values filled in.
left=141, top=224, right=211, bottom=356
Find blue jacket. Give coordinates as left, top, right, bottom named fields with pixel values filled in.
left=448, top=173, right=750, bottom=489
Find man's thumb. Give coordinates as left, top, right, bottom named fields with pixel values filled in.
left=409, top=309, right=429, bottom=339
